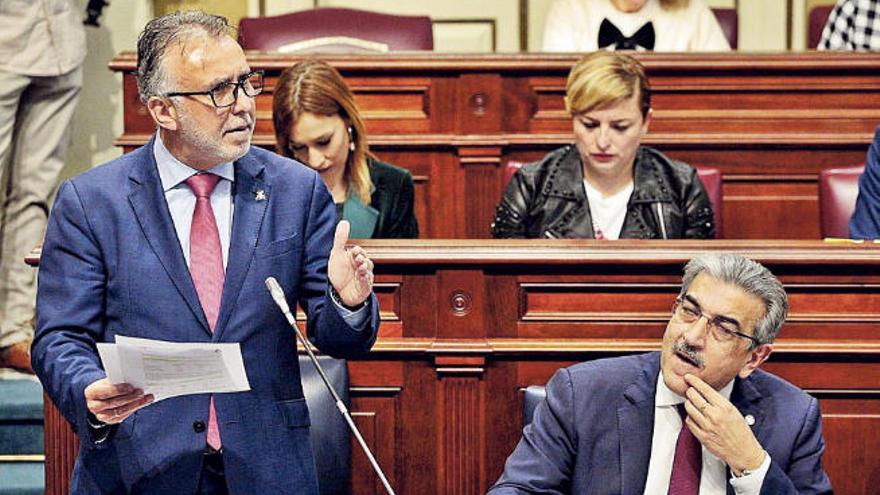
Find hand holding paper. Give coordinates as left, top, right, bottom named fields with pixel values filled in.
left=97, top=335, right=251, bottom=404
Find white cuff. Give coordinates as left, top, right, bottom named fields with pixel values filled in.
left=729, top=451, right=771, bottom=495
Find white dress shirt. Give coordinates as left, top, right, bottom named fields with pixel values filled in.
left=644, top=372, right=771, bottom=495
left=152, top=134, right=367, bottom=325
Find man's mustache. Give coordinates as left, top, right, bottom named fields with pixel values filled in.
left=673, top=340, right=705, bottom=369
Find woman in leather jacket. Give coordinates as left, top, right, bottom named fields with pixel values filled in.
left=491, top=52, right=714, bottom=240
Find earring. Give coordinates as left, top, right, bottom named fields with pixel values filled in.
left=348, top=127, right=355, bottom=152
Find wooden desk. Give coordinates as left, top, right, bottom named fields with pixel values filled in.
left=110, top=52, right=880, bottom=240
left=36, top=241, right=880, bottom=494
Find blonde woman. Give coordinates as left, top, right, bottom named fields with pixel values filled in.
left=543, top=0, right=730, bottom=52
left=273, top=60, right=418, bottom=238
left=492, top=51, right=714, bottom=239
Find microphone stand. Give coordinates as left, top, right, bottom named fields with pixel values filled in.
left=265, top=277, right=396, bottom=495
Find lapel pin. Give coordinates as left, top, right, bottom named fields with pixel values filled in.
left=255, top=189, right=267, bottom=201
left=745, top=414, right=755, bottom=426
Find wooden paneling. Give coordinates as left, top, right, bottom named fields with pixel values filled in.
left=41, top=241, right=879, bottom=494
left=110, top=52, right=880, bottom=239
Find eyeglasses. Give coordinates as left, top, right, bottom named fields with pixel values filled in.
left=672, top=296, right=760, bottom=348
left=163, top=70, right=264, bottom=108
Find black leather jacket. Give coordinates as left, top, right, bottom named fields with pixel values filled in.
left=491, top=145, right=715, bottom=239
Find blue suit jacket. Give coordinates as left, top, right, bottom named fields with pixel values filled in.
left=32, top=140, right=379, bottom=494
left=490, top=353, right=832, bottom=494
left=850, top=127, right=880, bottom=239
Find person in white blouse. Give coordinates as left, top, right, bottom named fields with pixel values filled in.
left=543, top=0, right=730, bottom=52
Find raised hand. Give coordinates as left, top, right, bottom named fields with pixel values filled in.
left=682, top=373, right=765, bottom=475
left=327, top=220, right=374, bottom=307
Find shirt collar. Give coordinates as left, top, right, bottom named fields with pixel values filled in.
left=153, top=132, right=235, bottom=192
left=655, top=371, right=734, bottom=407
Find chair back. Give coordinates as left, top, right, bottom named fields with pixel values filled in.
left=809, top=5, right=834, bottom=48
left=503, top=161, right=724, bottom=238
left=523, top=385, right=547, bottom=426
left=238, top=8, right=433, bottom=53
left=694, top=166, right=724, bottom=239
left=300, top=354, right=351, bottom=495
left=711, top=8, right=738, bottom=49
left=819, top=164, right=865, bottom=238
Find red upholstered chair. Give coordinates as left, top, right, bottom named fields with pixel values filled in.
left=819, top=164, right=865, bottom=238
left=502, top=161, right=724, bottom=238
left=809, top=5, right=834, bottom=49
left=711, top=8, right=738, bottom=49
left=237, top=8, right=433, bottom=53
left=695, top=166, right=723, bottom=239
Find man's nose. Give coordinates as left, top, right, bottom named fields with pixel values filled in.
left=231, top=86, right=255, bottom=115
left=682, top=314, right=710, bottom=344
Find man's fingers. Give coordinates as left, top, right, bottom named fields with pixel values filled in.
left=89, top=389, right=147, bottom=413
left=333, top=220, right=351, bottom=251
left=684, top=373, right=723, bottom=404
left=85, top=379, right=134, bottom=400
left=94, top=394, right=154, bottom=424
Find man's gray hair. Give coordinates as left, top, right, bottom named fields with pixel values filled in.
left=136, top=11, right=234, bottom=104
left=679, top=253, right=788, bottom=346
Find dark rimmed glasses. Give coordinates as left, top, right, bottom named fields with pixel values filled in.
left=672, top=296, right=761, bottom=348
left=163, top=70, right=264, bottom=108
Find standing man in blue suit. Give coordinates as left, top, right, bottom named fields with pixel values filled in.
left=490, top=253, right=832, bottom=494
left=31, top=11, right=379, bottom=494
left=850, top=128, right=880, bottom=239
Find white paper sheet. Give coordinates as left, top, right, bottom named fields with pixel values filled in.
left=97, top=336, right=250, bottom=402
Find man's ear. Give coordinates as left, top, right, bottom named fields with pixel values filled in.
left=738, top=343, right=773, bottom=379
left=146, top=96, right=179, bottom=131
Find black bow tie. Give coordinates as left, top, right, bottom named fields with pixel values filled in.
left=598, top=18, right=655, bottom=50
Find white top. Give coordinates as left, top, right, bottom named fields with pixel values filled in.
left=583, top=179, right=633, bottom=239
left=542, top=0, right=730, bottom=52
left=644, top=372, right=771, bottom=495
left=0, top=0, right=86, bottom=76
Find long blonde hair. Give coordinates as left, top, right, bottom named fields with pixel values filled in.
left=273, top=59, right=372, bottom=204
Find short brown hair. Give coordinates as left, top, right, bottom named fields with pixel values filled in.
left=272, top=59, right=372, bottom=204
left=565, top=51, right=651, bottom=118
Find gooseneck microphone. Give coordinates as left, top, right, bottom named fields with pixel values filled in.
left=265, top=277, right=396, bottom=495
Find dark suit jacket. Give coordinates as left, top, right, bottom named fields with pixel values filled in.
left=32, top=139, right=379, bottom=494
left=489, top=353, right=832, bottom=495
left=341, top=158, right=418, bottom=239
left=850, top=127, right=880, bottom=239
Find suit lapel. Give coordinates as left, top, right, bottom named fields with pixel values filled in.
left=618, top=355, right=660, bottom=495
left=127, top=139, right=210, bottom=335
left=719, top=376, right=766, bottom=495
left=731, top=375, right=766, bottom=446
left=214, top=153, right=269, bottom=338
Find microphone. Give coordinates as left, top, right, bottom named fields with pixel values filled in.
left=265, top=277, right=395, bottom=495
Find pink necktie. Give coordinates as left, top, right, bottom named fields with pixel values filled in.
left=668, top=405, right=701, bottom=495
left=186, top=173, right=224, bottom=450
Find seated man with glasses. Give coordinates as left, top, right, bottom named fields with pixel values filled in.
left=32, top=11, right=379, bottom=494
left=490, top=252, right=832, bottom=494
